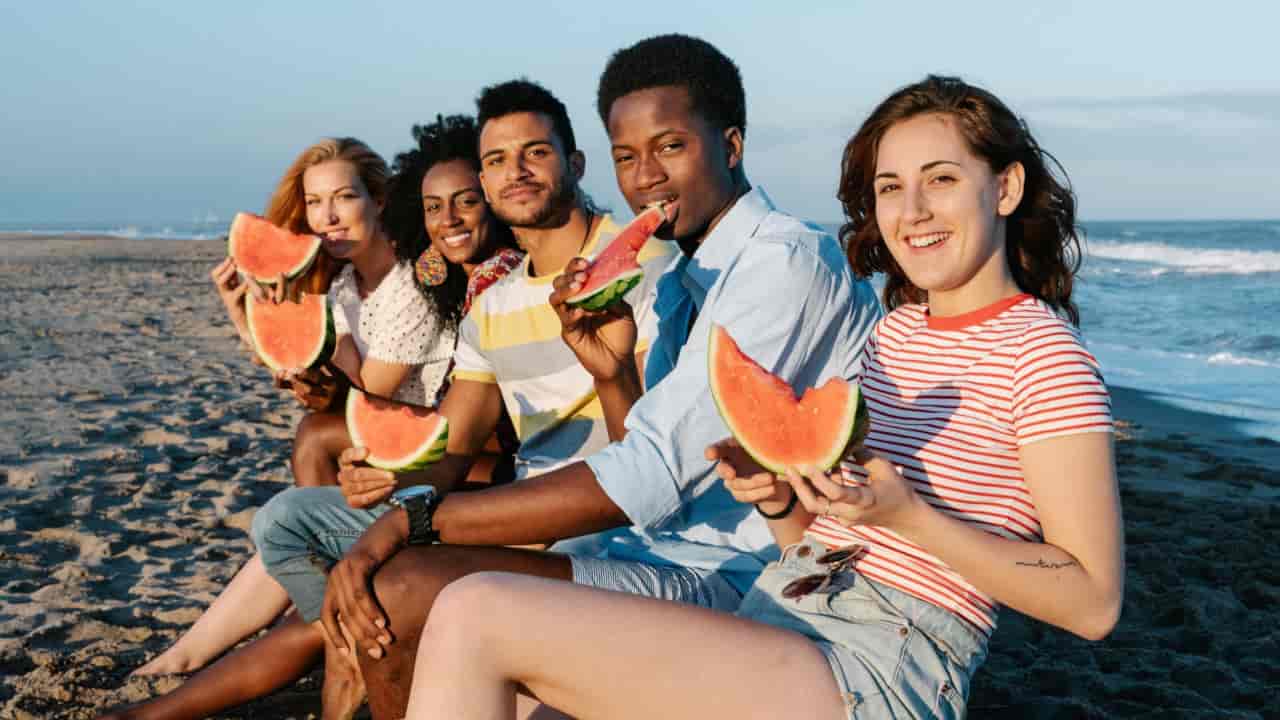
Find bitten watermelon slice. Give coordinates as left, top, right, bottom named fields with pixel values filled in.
left=246, top=293, right=335, bottom=372
left=346, top=389, right=449, bottom=471
left=708, top=324, right=868, bottom=473
left=565, top=204, right=667, bottom=311
left=228, top=212, right=322, bottom=284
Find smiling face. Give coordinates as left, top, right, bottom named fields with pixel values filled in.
left=606, top=85, right=742, bottom=246
left=872, top=113, right=1024, bottom=315
left=477, top=111, right=580, bottom=229
left=421, top=159, right=496, bottom=267
left=302, top=159, right=384, bottom=261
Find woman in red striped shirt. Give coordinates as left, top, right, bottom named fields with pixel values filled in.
left=401, top=75, right=1123, bottom=720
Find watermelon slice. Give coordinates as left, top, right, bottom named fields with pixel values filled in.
left=346, top=389, right=449, bottom=471
left=228, top=212, right=322, bottom=284
left=246, top=293, right=336, bottom=372
left=708, top=324, right=868, bottom=474
left=565, top=204, right=667, bottom=311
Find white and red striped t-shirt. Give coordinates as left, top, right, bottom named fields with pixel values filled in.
left=806, top=294, right=1113, bottom=638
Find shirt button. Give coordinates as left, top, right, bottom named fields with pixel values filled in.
left=898, top=626, right=909, bottom=637
left=797, top=546, right=812, bottom=558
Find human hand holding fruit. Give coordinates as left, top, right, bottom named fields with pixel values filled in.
left=706, top=438, right=792, bottom=510
left=550, top=258, right=639, bottom=384
left=784, top=450, right=927, bottom=532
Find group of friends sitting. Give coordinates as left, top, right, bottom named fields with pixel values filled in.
left=100, top=33, right=1124, bottom=720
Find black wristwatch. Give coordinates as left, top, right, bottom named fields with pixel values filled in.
left=388, top=485, right=442, bottom=545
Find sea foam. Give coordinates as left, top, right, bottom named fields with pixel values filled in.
left=1087, top=240, right=1280, bottom=274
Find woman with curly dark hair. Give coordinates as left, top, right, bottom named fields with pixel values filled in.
left=103, top=118, right=523, bottom=720
left=386, top=115, right=523, bottom=326
left=401, top=76, right=1122, bottom=720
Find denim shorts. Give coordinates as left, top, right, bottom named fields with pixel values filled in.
left=569, top=553, right=743, bottom=612
left=735, top=537, right=987, bottom=719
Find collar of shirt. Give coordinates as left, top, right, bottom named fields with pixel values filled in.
left=659, top=185, right=776, bottom=315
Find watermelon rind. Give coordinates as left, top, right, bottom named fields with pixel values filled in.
left=565, top=269, right=643, bottom=311
left=707, top=324, right=867, bottom=474
left=228, top=213, right=322, bottom=284
left=345, top=390, right=449, bottom=472
left=564, top=204, right=666, bottom=311
left=245, top=294, right=336, bottom=373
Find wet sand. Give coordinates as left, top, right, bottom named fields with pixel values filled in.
left=2, top=235, right=1277, bottom=719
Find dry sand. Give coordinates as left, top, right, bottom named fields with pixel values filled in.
left=1, top=235, right=1277, bottom=719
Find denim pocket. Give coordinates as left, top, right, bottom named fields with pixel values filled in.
left=898, top=624, right=969, bottom=720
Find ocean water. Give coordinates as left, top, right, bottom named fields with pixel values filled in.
left=1075, top=220, right=1280, bottom=440
left=6, top=217, right=1278, bottom=439
left=0, top=217, right=228, bottom=241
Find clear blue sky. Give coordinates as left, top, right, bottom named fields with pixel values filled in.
left=3, top=1, right=1277, bottom=224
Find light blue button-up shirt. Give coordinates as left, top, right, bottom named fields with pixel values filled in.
left=585, top=187, right=882, bottom=594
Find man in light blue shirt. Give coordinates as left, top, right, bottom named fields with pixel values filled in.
left=323, top=34, right=881, bottom=716
left=584, top=184, right=879, bottom=595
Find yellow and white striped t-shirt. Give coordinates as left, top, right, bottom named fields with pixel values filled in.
left=452, top=214, right=676, bottom=479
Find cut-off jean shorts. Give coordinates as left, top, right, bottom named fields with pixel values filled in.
left=735, top=537, right=988, bottom=719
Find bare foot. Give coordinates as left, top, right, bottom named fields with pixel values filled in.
left=130, top=648, right=202, bottom=677
left=320, top=621, right=367, bottom=720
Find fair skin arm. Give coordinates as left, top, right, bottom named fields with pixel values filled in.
left=327, top=336, right=414, bottom=399
left=783, top=433, right=1124, bottom=641
left=404, top=572, right=848, bottom=720
left=210, top=257, right=254, bottom=347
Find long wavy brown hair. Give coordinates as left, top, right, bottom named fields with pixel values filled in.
left=839, top=75, right=1083, bottom=325
left=263, top=137, right=390, bottom=296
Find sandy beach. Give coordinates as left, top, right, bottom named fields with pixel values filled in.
left=1, top=235, right=1277, bottom=719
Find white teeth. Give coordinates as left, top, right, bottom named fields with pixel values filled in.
left=908, top=232, right=948, bottom=248
left=443, top=233, right=470, bottom=247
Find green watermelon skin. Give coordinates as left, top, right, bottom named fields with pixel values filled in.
left=228, top=212, right=322, bottom=284
left=566, top=205, right=665, bottom=311
left=566, top=271, right=644, bottom=312
left=707, top=324, right=867, bottom=474
left=345, top=390, right=449, bottom=472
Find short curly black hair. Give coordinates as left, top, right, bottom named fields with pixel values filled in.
left=475, top=78, right=577, bottom=155
left=383, top=114, right=517, bottom=330
left=596, top=34, right=746, bottom=136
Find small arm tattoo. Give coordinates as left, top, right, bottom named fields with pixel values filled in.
left=1016, top=558, right=1078, bottom=570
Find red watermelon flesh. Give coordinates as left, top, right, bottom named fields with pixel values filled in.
left=565, top=204, right=667, bottom=311
left=345, top=390, right=449, bottom=471
left=228, top=212, right=322, bottom=283
left=246, top=293, right=335, bottom=372
left=708, top=324, right=867, bottom=473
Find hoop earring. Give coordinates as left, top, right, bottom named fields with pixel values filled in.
left=415, top=246, right=448, bottom=287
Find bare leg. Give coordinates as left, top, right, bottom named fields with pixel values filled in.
left=406, top=573, right=847, bottom=720
left=96, top=614, right=326, bottom=720
left=353, top=544, right=573, bottom=720
left=132, top=554, right=289, bottom=676
left=291, top=411, right=351, bottom=488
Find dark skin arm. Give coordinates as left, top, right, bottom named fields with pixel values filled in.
left=324, top=458, right=628, bottom=657
left=549, top=256, right=645, bottom=441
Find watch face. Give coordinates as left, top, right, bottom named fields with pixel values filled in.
left=391, top=485, right=436, bottom=504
